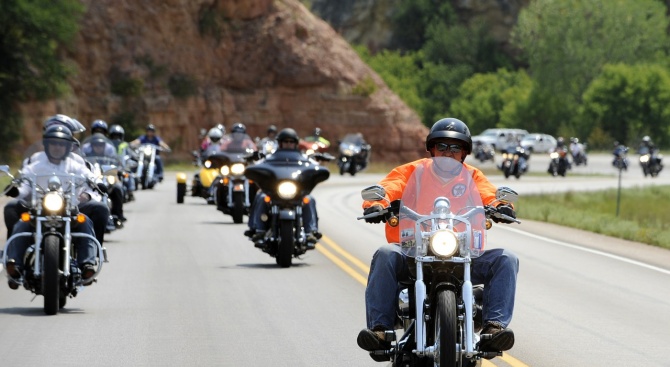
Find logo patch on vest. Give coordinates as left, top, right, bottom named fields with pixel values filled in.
left=452, top=184, right=466, bottom=197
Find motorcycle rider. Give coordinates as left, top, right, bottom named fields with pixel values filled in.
left=220, top=123, right=256, bottom=152
left=357, top=118, right=519, bottom=359
left=244, top=128, right=322, bottom=247
left=4, top=125, right=99, bottom=289
left=130, top=124, right=172, bottom=182
left=612, top=141, right=629, bottom=169
left=83, top=133, right=126, bottom=225
left=257, top=124, right=279, bottom=156
left=201, top=127, right=224, bottom=157
left=4, top=115, right=111, bottom=246
left=109, top=124, right=137, bottom=201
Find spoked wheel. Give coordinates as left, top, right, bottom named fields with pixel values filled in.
left=43, top=234, right=61, bottom=315
left=434, top=290, right=458, bottom=367
left=276, top=219, right=294, bottom=268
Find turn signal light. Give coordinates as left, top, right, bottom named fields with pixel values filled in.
left=263, top=196, right=271, bottom=203
left=20, top=212, right=31, bottom=222
left=223, top=177, right=229, bottom=185
left=76, top=214, right=87, bottom=224
left=302, top=196, right=310, bottom=204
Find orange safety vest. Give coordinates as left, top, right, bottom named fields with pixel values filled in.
left=362, top=158, right=503, bottom=244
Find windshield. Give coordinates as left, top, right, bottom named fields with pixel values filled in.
left=398, top=157, right=487, bottom=259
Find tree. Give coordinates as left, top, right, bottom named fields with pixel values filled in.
left=512, top=0, right=669, bottom=132
left=0, top=0, right=83, bottom=160
left=581, top=63, right=670, bottom=146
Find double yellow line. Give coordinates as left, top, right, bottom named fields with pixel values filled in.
left=315, top=234, right=530, bottom=367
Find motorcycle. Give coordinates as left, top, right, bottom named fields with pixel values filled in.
left=0, top=165, right=108, bottom=315
left=357, top=157, right=520, bottom=366
left=210, top=148, right=260, bottom=224
left=548, top=148, right=571, bottom=177
left=337, top=133, right=371, bottom=176
left=498, top=145, right=528, bottom=179
left=84, top=155, right=125, bottom=231
left=570, top=142, right=588, bottom=166
left=245, top=149, right=330, bottom=267
left=176, top=149, right=224, bottom=205
left=612, top=145, right=629, bottom=171
left=638, top=146, right=663, bottom=177
left=134, top=143, right=168, bottom=190
left=473, top=142, right=495, bottom=163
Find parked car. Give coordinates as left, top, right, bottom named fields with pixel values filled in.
left=472, top=128, right=529, bottom=152
left=520, top=133, right=557, bottom=153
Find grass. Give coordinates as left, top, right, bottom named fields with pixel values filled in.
left=519, top=185, right=670, bottom=249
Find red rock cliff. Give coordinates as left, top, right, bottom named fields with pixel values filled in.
left=18, top=0, right=428, bottom=163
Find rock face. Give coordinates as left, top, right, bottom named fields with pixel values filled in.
left=308, top=0, right=530, bottom=51
left=18, top=0, right=428, bottom=163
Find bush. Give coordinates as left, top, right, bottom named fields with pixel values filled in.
left=168, top=73, right=198, bottom=99
left=111, top=77, right=144, bottom=97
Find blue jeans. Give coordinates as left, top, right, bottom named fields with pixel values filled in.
left=7, top=217, right=98, bottom=270
left=365, top=245, right=518, bottom=330
left=247, top=193, right=319, bottom=233
left=154, top=155, right=164, bottom=178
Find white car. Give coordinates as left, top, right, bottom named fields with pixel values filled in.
left=520, top=133, right=557, bottom=153
left=472, top=128, right=529, bottom=152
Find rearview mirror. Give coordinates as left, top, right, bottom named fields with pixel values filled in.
left=361, top=185, right=386, bottom=202
left=496, top=186, right=518, bottom=204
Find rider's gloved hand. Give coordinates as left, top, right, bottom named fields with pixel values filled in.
left=493, top=204, right=516, bottom=224
left=363, top=205, right=385, bottom=224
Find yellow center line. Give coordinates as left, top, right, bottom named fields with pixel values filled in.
left=318, top=235, right=529, bottom=367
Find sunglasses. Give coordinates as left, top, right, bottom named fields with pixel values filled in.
left=282, top=140, right=298, bottom=144
left=434, top=143, right=464, bottom=154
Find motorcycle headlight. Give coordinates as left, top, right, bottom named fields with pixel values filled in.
left=204, top=160, right=212, bottom=168
left=429, top=230, right=459, bottom=259
left=43, top=192, right=65, bottom=212
left=277, top=181, right=298, bottom=199
left=343, top=148, right=354, bottom=156
left=550, top=152, right=559, bottom=159
left=220, top=166, right=230, bottom=176
left=502, top=153, right=509, bottom=159
left=143, top=146, right=153, bottom=156
left=230, top=163, right=245, bottom=175
left=106, top=175, right=117, bottom=185
left=640, top=155, right=649, bottom=163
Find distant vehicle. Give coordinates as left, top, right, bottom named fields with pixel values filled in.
left=472, top=128, right=529, bottom=152
left=520, top=133, right=557, bottom=153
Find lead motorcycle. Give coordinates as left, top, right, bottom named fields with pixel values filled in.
left=245, top=149, right=330, bottom=267
left=1, top=165, right=108, bottom=315
left=358, top=157, right=519, bottom=366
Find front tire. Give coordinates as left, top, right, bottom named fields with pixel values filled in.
left=43, top=235, right=61, bottom=315
left=232, top=192, right=245, bottom=224
left=177, top=183, right=186, bottom=204
left=277, top=220, right=294, bottom=268
left=434, top=290, right=458, bottom=367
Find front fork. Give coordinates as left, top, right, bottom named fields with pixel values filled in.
left=226, top=178, right=251, bottom=207
left=269, top=204, right=304, bottom=244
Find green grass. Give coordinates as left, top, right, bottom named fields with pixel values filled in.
left=519, top=185, right=670, bottom=249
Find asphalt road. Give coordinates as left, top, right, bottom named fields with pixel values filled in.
left=0, top=153, right=668, bottom=367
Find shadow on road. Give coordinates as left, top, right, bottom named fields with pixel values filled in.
left=0, top=306, right=85, bottom=316
left=232, top=263, right=312, bottom=269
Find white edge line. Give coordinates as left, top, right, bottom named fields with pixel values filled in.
left=500, top=226, right=670, bottom=276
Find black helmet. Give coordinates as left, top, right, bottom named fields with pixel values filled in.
left=146, top=124, right=156, bottom=132
left=43, top=125, right=75, bottom=160
left=109, top=124, right=125, bottom=140
left=231, top=123, right=246, bottom=134
left=91, top=119, right=109, bottom=135
left=425, top=118, right=472, bottom=154
left=277, top=128, right=299, bottom=143
left=43, top=114, right=86, bottom=134
left=267, top=124, right=277, bottom=134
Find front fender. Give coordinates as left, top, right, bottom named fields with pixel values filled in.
left=176, top=172, right=188, bottom=184
left=279, top=208, right=296, bottom=220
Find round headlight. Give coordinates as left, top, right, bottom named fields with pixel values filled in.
left=143, top=146, right=153, bottom=156
left=429, top=230, right=459, bottom=258
left=231, top=163, right=245, bottom=175
left=43, top=192, right=65, bottom=212
left=639, top=155, right=649, bottom=163
left=549, top=152, right=559, bottom=159
left=220, top=166, right=230, bottom=176
left=204, top=160, right=212, bottom=168
left=277, top=181, right=298, bottom=199
left=106, top=175, right=116, bottom=185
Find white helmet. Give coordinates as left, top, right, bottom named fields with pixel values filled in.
left=208, top=127, right=223, bottom=143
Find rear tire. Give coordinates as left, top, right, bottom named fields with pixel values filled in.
left=43, top=235, right=61, bottom=316
left=177, top=183, right=186, bottom=204
left=434, top=290, right=458, bottom=367
left=277, top=220, right=294, bottom=268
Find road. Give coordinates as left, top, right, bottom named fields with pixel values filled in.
left=0, top=153, right=669, bottom=366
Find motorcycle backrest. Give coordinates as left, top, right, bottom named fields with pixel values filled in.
left=361, top=185, right=386, bottom=202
